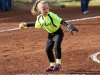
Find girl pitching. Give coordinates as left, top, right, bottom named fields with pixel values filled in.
left=19, top=0, right=78, bottom=72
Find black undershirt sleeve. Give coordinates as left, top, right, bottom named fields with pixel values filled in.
left=27, top=20, right=67, bottom=27
left=27, top=22, right=35, bottom=27
left=60, top=20, right=68, bottom=27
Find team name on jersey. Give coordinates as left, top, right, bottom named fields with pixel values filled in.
left=41, top=22, right=52, bottom=26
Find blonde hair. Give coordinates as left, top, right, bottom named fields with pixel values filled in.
left=31, top=0, right=48, bottom=16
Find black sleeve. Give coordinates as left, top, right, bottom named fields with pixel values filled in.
left=27, top=22, right=35, bottom=27
left=60, top=20, right=68, bottom=27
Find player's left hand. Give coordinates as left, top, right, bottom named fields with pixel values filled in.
left=67, top=24, right=78, bottom=35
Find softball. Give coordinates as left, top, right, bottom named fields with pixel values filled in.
left=19, top=23, right=25, bottom=29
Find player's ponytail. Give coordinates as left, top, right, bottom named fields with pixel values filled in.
left=31, top=0, right=41, bottom=16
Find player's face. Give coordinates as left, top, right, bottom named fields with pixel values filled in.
left=38, top=3, right=49, bottom=16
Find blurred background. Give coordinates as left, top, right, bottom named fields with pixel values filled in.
left=14, top=0, right=100, bottom=6
left=9, top=0, right=100, bottom=9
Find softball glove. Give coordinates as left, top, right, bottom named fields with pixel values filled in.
left=67, top=24, right=78, bottom=35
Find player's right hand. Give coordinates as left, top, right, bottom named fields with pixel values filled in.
left=19, top=22, right=27, bottom=29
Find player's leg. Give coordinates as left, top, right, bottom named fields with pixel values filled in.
left=85, top=0, right=90, bottom=11
left=53, top=28, right=64, bottom=70
left=81, top=0, right=89, bottom=14
left=0, top=0, right=5, bottom=11
left=45, top=35, right=55, bottom=72
left=5, top=0, right=9, bottom=11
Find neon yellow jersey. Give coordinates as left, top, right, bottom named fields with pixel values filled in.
left=35, top=12, right=62, bottom=33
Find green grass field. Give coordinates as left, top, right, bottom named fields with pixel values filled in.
left=50, top=1, right=100, bottom=6
left=15, top=0, right=30, bottom=3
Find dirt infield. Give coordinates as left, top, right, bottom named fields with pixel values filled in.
left=0, top=4, right=100, bottom=75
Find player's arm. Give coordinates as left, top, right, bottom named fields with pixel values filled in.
left=60, top=20, right=68, bottom=27
left=60, top=20, right=78, bottom=35
left=19, top=22, right=35, bottom=29
left=26, top=22, right=35, bottom=27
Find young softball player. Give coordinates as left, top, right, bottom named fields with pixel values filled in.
left=19, top=0, right=78, bottom=72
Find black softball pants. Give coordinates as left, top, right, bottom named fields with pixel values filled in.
left=46, top=28, right=64, bottom=62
